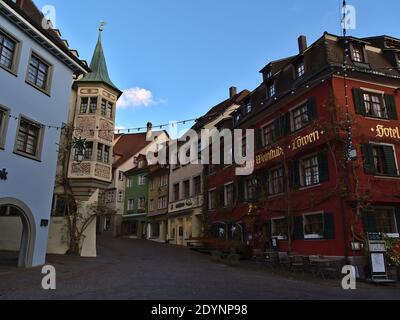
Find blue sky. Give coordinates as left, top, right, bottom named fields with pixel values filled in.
left=35, top=0, right=400, bottom=131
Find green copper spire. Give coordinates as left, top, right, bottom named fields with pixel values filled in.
left=80, top=22, right=120, bottom=93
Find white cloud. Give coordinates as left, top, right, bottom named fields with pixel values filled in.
left=117, top=87, right=155, bottom=109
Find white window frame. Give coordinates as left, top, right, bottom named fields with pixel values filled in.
left=370, top=142, right=399, bottom=177
left=127, top=199, right=135, bottom=211
left=224, top=182, right=234, bottom=207
left=0, top=27, right=21, bottom=75
left=138, top=174, right=146, bottom=186
left=0, top=105, right=10, bottom=149
left=208, top=188, right=216, bottom=210
left=271, top=217, right=288, bottom=240
left=303, top=212, right=324, bottom=240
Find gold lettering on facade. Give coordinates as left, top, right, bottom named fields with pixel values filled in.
left=375, top=125, right=400, bottom=139
left=292, top=130, right=321, bottom=151
left=256, top=147, right=284, bottom=166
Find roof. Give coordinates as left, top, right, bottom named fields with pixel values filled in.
left=78, top=31, right=122, bottom=95
left=1, top=0, right=89, bottom=74
left=112, top=133, right=150, bottom=169
left=193, top=90, right=250, bottom=130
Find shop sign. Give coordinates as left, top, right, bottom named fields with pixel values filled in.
left=0, top=168, right=7, bottom=181
left=290, top=130, right=322, bottom=151
left=256, top=147, right=284, bottom=166
left=372, top=125, right=400, bottom=139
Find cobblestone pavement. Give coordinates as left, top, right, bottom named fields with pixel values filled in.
left=0, top=237, right=399, bottom=300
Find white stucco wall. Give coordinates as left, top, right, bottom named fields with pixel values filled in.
left=0, top=15, right=75, bottom=267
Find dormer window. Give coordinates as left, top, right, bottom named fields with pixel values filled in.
left=295, top=62, right=305, bottom=78
left=351, top=44, right=365, bottom=63
left=267, top=82, right=276, bottom=99
left=265, top=70, right=273, bottom=80
left=244, top=102, right=252, bottom=114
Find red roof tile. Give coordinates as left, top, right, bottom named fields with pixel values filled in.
left=113, top=133, right=150, bottom=168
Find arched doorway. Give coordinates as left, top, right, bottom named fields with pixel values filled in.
left=0, top=198, right=36, bottom=268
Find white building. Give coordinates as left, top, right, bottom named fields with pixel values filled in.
left=167, top=87, right=249, bottom=246
left=0, top=0, right=88, bottom=268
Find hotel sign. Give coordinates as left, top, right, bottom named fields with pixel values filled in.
left=256, top=147, right=284, bottom=166
left=290, top=130, right=322, bottom=151
left=0, top=169, right=7, bottom=181
left=372, top=125, right=400, bottom=140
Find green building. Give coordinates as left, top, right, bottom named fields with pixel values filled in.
left=121, top=155, right=149, bottom=239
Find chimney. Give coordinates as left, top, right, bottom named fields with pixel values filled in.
left=229, top=86, right=237, bottom=98
left=298, top=35, right=307, bottom=54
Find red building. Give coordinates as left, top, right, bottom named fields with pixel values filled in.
left=207, top=33, right=400, bottom=265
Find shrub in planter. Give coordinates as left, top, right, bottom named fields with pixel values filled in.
left=384, top=237, right=400, bottom=281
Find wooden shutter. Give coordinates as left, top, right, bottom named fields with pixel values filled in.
left=361, top=144, right=375, bottom=174
left=237, top=179, right=245, bottom=202
left=323, top=212, right=335, bottom=239
left=256, top=128, right=263, bottom=150
left=266, top=220, right=272, bottom=239
left=318, top=152, right=329, bottom=182
left=384, top=94, right=398, bottom=120
left=395, top=208, right=400, bottom=234
left=363, top=211, right=375, bottom=234
left=293, top=216, right=304, bottom=240
left=382, top=146, right=398, bottom=176
left=290, top=160, right=300, bottom=189
left=284, top=113, right=291, bottom=135
left=352, top=88, right=366, bottom=115
left=273, top=118, right=281, bottom=140
left=307, top=97, right=317, bottom=121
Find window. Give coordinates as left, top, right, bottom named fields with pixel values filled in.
left=292, top=103, right=310, bottom=131
left=269, top=167, right=284, bottom=195
left=138, top=197, right=146, bottom=210
left=208, top=189, right=216, bottom=210
left=265, top=70, right=273, bottom=79
left=158, top=196, right=168, bottom=210
left=194, top=176, right=201, bottom=195
left=262, top=123, right=275, bottom=147
left=117, top=190, right=124, bottom=203
left=106, top=191, right=115, bottom=203
left=74, top=141, right=93, bottom=161
left=151, top=223, right=160, bottom=238
left=245, top=178, right=258, bottom=201
left=101, top=99, right=107, bottom=116
left=267, top=82, right=276, bottom=98
left=363, top=92, right=388, bottom=119
left=224, top=183, right=234, bottom=207
left=365, top=208, right=399, bottom=237
left=173, top=183, right=180, bottom=201
left=183, top=180, right=190, bottom=198
left=301, top=155, right=320, bottom=187
left=138, top=175, right=146, bottom=186
left=304, top=213, right=324, bottom=239
left=127, top=199, right=134, bottom=211
left=0, top=29, right=18, bottom=71
left=244, top=103, right=252, bottom=114
left=149, top=199, right=155, bottom=211
left=351, top=45, right=365, bottom=63
left=362, top=144, right=398, bottom=176
left=15, top=117, right=43, bottom=159
left=79, top=97, right=89, bottom=114
left=89, top=97, right=98, bottom=114
left=0, top=106, right=9, bottom=149
left=295, top=62, right=305, bottom=78
left=118, top=171, right=124, bottom=181
left=107, top=101, right=113, bottom=119
left=97, top=144, right=110, bottom=164
left=127, top=178, right=133, bottom=188
left=160, top=174, right=168, bottom=187
left=149, top=179, right=155, bottom=191
left=138, top=159, right=145, bottom=169
left=272, top=218, right=288, bottom=239
left=27, top=53, right=51, bottom=91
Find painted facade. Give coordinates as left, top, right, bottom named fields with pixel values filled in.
left=207, top=33, right=400, bottom=267
left=0, top=0, right=88, bottom=267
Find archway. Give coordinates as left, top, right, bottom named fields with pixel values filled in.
left=0, top=198, right=36, bottom=268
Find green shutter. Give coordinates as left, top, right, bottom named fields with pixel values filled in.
left=395, top=208, right=400, bottom=233
left=266, top=220, right=272, bottom=239
left=256, top=128, right=263, bottom=150
left=384, top=94, right=398, bottom=120
left=307, top=97, right=317, bottom=121
left=323, top=212, right=335, bottom=239
left=353, top=88, right=366, bottom=115
left=363, top=211, right=375, bottom=234
left=361, top=144, right=375, bottom=174
left=290, top=160, right=300, bottom=189
left=382, top=146, right=398, bottom=176
left=237, top=179, right=245, bottom=202
left=318, top=152, right=329, bottom=182
left=293, top=216, right=304, bottom=240
left=284, top=113, right=291, bottom=135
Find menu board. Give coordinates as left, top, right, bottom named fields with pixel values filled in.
left=371, top=253, right=386, bottom=274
